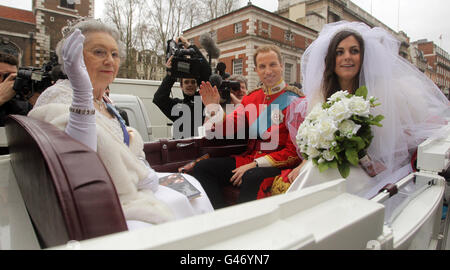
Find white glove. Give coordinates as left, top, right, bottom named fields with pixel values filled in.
left=62, top=28, right=93, bottom=107
left=137, top=158, right=159, bottom=192
left=138, top=171, right=159, bottom=193
left=63, top=28, right=97, bottom=151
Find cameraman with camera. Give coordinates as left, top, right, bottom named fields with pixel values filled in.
left=153, top=36, right=210, bottom=139
left=0, top=53, right=33, bottom=127
left=224, top=74, right=247, bottom=106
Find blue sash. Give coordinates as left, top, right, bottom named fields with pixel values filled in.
left=248, top=91, right=298, bottom=139
left=106, top=103, right=130, bottom=146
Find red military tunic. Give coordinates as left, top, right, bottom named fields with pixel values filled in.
left=215, top=81, right=305, bottom=169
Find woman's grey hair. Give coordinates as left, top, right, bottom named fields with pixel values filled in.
left=56, top=18, right=126, bottom=72
left=228, top=74, right=248, bottom=90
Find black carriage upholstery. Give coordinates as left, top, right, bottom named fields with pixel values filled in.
left=5, top=115, right=128, bottom=249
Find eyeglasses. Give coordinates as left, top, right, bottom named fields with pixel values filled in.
left=182, top=79, right=197, bottom=85
left=87, top=48, right=120, bottom=61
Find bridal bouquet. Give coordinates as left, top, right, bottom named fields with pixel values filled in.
left=296, top=86, right=383, bottom=178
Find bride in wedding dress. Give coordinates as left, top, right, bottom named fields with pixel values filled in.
left=284, top=21, right=449, bottom=200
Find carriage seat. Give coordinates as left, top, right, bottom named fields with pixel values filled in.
left=143, top=137, right=248, bottom=205
left=4, top=115, right=128, bottom=249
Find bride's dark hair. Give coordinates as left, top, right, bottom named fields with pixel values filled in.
left=322, top=30, right=364, bottom=99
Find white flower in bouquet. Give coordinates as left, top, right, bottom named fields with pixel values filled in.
left=346, top=96, right=371, bottom=117
left=322, top=150, right=335, bottom=161
left=329, top=90, right=349, bottom=102
left=328, top=100, right=352, bottom=122
left=296, top=86, right=384, bottom=178
left=307, top=128, right=323, bottom=149
left=318, top=135, right=333, bottom=150
left=315, top=115, right=338, bottom=141
left=307, top=103, right=327, bottom=121
left=338, top=119, right=361, bottom=136
left=305, top=146, right=321, bottom=159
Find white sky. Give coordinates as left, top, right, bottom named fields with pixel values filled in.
left=1, top=0, right=449, bottom=52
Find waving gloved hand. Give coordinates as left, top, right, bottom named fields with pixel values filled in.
left=62, top=28, right=93, bottom=105
left=63, top=28, right=97, bottom=152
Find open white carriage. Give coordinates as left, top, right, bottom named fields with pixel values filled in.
left=0, top=111, right=448, bottom=250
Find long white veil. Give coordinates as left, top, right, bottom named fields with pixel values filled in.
left=288, top=21, right=449, bottom=199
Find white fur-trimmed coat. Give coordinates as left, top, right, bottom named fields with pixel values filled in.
left=29, top=80, right=175, bottom=224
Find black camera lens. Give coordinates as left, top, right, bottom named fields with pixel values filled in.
left=17, top=69, right=33, bottom=79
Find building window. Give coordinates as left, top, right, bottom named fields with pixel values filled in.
left=233, top=58, right=243, bottom=75
left=60, top=0, right=75, bottom=9
left=284, top=63, right=293, bottom=83
left=234, top=22, right=242, bottom=34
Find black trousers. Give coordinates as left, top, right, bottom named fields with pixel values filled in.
left=192, top=157, right=282, bottom=209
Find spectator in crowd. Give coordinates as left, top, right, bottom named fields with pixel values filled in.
left=219, top=74, right=248, bottom=112
left=0, top=53, right=33, bottom=127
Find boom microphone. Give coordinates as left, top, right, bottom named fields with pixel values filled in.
left=200, top=33, right=221, bottom=59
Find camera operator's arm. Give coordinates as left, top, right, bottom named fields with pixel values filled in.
left=153, top=56, right=184, bottom=122
left=0, top=73, right=16, bottom=106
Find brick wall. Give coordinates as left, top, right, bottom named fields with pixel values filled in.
left=183, top=5, right=317, bottom=89
left=0, top=18, right=36, bottom=66
left=33, top=0, right=93, bottom=65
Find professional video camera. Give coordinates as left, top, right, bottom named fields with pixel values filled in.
left=209, top=62, right=240, bottom=100
left=12, top=53, right=65, bottom=99
left=166, top=39, right=211, bottom=83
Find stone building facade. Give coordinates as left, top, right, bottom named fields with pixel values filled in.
left=0, top=5, right=36, bottom=66
left=183, top=4, right=317, bottom=90
left=415, top=40, right=450, bottom=97
left=135, top=50, right=166, bottom=81
left=410, top=41, right=435, bottom=82
left=277, top=0, right=411, bottom=59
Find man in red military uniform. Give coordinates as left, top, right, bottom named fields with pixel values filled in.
left=192, top=44, right=304, bottom=209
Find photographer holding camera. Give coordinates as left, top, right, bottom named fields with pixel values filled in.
left=153, top=36, right=210, bottom=139
left=224, top=74, right=247, bottom=107
left=209, top=63, right=248, bottom=113
left=0, top=53, right=33, bottom=127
